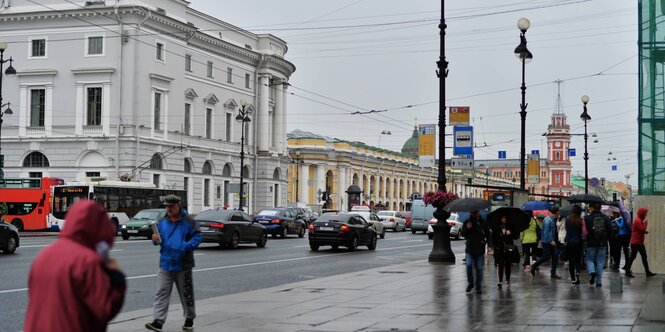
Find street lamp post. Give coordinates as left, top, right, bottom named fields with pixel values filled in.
left=0, top=42, right=16, bottom=178
left=293, top=151, right=304, bottom=203
left=236, top=100, right=251, bottom=211
left=515, top=18, right=533, bottom=191
left=378, top=130, right=391, bottom=149
left=580, top=95, right=591, bottom=194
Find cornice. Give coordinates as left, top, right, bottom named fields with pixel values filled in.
left=16, top=69, right=57, bottom=77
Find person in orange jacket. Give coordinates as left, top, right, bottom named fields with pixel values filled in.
left=625, top=207, right=656, bottom=278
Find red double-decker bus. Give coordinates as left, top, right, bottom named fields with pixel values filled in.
left=0, top=177, right=64, bottom=231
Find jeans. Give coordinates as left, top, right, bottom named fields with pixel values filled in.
left=586, top=246, right=605, bottom=285
left=465, top=252, right=484, bottom=289
left=532, top=243, right=559, bottom=275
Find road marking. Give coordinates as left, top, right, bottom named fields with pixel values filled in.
left=400, top=240, right=424, bottom=243
left=0, top=288, right=27, bottom=294
left=18, top=244, right=49, bottom=248
left=194, top=253, right=204, bottom=256
left=293, top=245, right=310, bottom=248
left=110, top=249, right=124, bottom=252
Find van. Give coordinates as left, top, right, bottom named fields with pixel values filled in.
left=410, top=199, right=436, bottom=234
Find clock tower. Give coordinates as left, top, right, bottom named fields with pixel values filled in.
left=546, top=80, right=572, bottom=195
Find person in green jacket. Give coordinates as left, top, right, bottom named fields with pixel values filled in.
left=520, top=210, right=539, bottom=270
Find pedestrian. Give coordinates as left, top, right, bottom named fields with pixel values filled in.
left=564, top=204, right=584, bottom=285
left=491, top=214, right=519, bottom=288
left=461, top=210, right=492, bottom=293
left=24, top=200, right=126, bottom=332
left=534, top=213, right=545, bottom=261
left=145, top=195, right=203, bottom=332
left=624, top=208, right=657, bottom=278
left=614, top=210, right=631, bottom=270
left=608, top=208, right=623, bottom=270
left=531, top=206, right=562, bottom=279
left=520, top=210, right=538, bottom=271
left=584, top=202, right=612, bottom=287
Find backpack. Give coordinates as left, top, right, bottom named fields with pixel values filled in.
left=592, top=215, right=608, bottom=242
left=610, top=219, right=620, bottom=239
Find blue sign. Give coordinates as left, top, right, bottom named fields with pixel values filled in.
left=568, top=148, right=576, bottom=157
left=498, top=151, right=506, bottom=159
left=531, top=150, right=540, bottom=155
left=612, top=165, right=618, bottom=171
left=453, top=126, right=474, bottom=156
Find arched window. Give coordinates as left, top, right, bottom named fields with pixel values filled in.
left=149, top=153, right=163, bottom=169
left=222, top=163, right=232, bottom=177
left=242, top=165, right=251, bottom=178
left=184, top=158, right=193, bottom=173
left=273, top=168, right=281, bottom=180
left=23, top=152, right=50, bottom=167
left=202, top=161, right=213, bottom=175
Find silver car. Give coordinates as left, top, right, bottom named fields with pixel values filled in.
left=377, top=210, right=407, bottom=232
left=349, top=211, right=386, bottom=239
left=427, top=213, right=463, bottom=240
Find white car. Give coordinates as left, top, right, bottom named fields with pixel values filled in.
left=349, top=211, right=386, bottom=239
left=427, top=213, right=464, bottom=240
left=376, top=210, right=407, bottom=232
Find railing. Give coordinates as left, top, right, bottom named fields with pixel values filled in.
left=25, top=126, right=45, bottom=136
left=82, top=125, right=103, bottom=135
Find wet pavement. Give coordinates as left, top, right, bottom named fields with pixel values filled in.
left=109, top=258, right=665, bottom=331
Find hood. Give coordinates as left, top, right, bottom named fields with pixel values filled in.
left=62, top=200, right=115, bottom=249
left=637, top=207, right=648, bottom=220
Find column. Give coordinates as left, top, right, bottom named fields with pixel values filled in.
left=316, top=164, right=326, bottom=205
left=45, top=85, right=53, bottom=136
left=299, top=163, right=309, bottom=205
left=74, top=84, right=84, bottom=135
left=358, top=172, right=364, bottom=202
left=337, top=166, right=347, bottom=211
left=396, top=179, right=402, bottom=207
left=274, top=78, right=284, bottom=153
left=282, top=82, right=288, bottom=155
left=257, top=74, right=270, bottom=151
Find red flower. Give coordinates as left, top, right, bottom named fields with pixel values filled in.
left=422, top=191, right=459, bottom=208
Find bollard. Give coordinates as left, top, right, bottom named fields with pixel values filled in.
left=610, top=275, right=622, bottom=293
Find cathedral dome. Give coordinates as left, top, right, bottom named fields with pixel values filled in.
left=401, top=126, right=419, bottom=158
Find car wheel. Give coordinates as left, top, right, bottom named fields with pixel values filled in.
left=122, top=234, right=130, bottom=240
left=309, top=243, right=319, bottom=251
left=368, top=235, right=377, bottom=250
left=3, top=236, right=18, bottom=254
left=229, top=231, right=240, bottom=249
left=347, top=236, right=358, bottom=252
left=402, top=224, right=406, bottom=232
left=422, top=230, right=427, bottom=234
left=428, top=233, right=433, bottom=240
left=380, top=229, right=386, bottom=239
left=331, top=245, right=339, bottom=250
left=271, top=234, right=277, bottom=238
left=256, top=232, right=268, bottom=248
left=455, top=230, right=460, bottom=240
left=281, top=227, right=288, bottom=238
left=111, top=217, right=120, bottom=234
left=411, top=229, right=416, bottom=234
left=11, top=219, right=24, bottom=232
left=298, top=226, right=305, bottom=238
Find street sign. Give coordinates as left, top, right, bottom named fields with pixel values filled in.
left=498, top=151, right=506, bottom=159
left=527, top=153, right=540, bottom=184
left=418, top=124, right=436, bottom=167
left=453, top=126, right=473, bottom=156
left=531, top=150, right=539, bottom=155
left=227, top=183, right=248, bottom=193
left=449, top=106, right=470, bottom=126
left=568, top=148, right=576, bottom=157
left=612, top=165, right=618, bottom=171
left=451, top=157, right=474, bottom=170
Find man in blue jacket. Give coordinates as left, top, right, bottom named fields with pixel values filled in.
left=146, top=195, right=202, bottom=332
left=531, top=206, right=561, bottom=279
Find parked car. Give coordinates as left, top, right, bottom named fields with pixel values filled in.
left=291, top=207, right=312, bottom=225
left=253, top=207, right=307, bottom=238
left=302, top=206, right=318, bottom=224
left=308, top=213, right=377, bottom=251
left=120, top=209, right=165, bottom=240
left=195, top=209, right=267, bottom=249
left=0, top=220, right=19, bottom=254
left=426, top=213, right=464, bottom=240
left=410, top=199, right=436, bottom=234
left=376, top=210, right=407, bottom=232
left=400, top=211, right=413, bottom=229
left=348, top=211, right=386, bottom=239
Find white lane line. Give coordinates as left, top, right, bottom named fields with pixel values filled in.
left=400, top=240, right=424, bottom=243
left=0, top=243, right=432, bottom=294
left=17, top=244, right=49, bottom=248
left=293, top=245, right=310, bottom=248
left=110, top=249, right=124, bottom=252
left=194, top=253, right=204, bottom=256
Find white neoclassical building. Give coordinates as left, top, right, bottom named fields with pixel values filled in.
left=0, top=0, right=295, bottom=214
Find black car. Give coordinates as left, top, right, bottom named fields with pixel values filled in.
left=195, top=209, right=268, bottom=249
left=308, top=213, right=377, bottom=251
left=253, top=208, right=307, bottom=238
left=0, top=220, right=19, bottom=254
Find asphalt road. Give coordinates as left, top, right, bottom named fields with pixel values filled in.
left=0, top=230, right=466, bottom=332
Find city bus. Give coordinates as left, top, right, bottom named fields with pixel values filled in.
left=0, top=177, right=65, bottom=231
left=50, top=180, right=187, bottom=232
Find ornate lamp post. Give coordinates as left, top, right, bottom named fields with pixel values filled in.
left=236, top=100, right=251, bottom=211
left=580, top=95, right=591, bottom=194
left=293, top=150, right=304, bottom=203
left=0, top=41, right=16, bottom=178
left=515, top=18, right=533, bottom=190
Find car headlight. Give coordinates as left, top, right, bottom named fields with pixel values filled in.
left=121, top=224, right=127, bottom=229
left=141, top=224, right=149, bottom=229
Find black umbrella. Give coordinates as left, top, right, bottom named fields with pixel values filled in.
left=443, top=198, right=491, bottom=213
left=559, top=204, right=575, bottom=218
left=487, top=207, right=531, bottom=233
left=568, top=193, right=604, bottom=204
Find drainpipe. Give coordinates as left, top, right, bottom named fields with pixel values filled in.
left=252, top=56, right=267, bottom=212
left=114, top=1, right=123, bottom=179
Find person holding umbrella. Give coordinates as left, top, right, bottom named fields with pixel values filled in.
left=564, top=205, right=584, bottom=284
left=490, top=213, right=520, bottom=288
left=461, top=210, right=493, bottom=293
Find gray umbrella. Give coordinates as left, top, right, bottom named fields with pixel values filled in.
left=443, top=198, right=491, bottom=213
left=568, top=194, right=604, bottom=204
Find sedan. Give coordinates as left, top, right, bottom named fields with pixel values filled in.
left=308, top=213, right=377, bottom=251
left=120, top=209, right=164, bottom=240
left=0, top=221, right=19, bottom=254
left=253, top=208, right=307, bottom=238
left=349, top=211, right=386, bottom=239
left=427, top=213, right=464, bottom=240
left=195, top=209, right=268, bottom=249
left=376, top=210, right=407, bottom=232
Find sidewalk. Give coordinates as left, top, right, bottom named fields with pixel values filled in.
left=110, top=259, right=665, bottom=332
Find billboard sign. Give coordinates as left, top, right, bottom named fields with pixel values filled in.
left=449, top=106, right=470, bottom=126
left=418, top=124, right=436, bottom=167
left=453, top=126, right=473, bottom=156
left=527, top=153, right=540, bottom=184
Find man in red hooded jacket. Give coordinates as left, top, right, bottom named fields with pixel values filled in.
left=24, top=200, right=126, bottom=332
left=625, top=207, right=656, bottom=278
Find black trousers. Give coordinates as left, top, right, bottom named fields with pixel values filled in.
left=522, top=243, right=537, bottom=266
left=566, top=243, right=583, bottom=280
left=625, top=244, right=652, bottom=273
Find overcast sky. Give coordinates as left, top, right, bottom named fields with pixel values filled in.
left=190, top=0, right=638, bottom=186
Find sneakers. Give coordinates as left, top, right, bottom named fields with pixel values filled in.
left=183, top=318, right=194, bottom=331
left=551, top=274, right=562, bottom=279
left=466, top=284, right=474, bottom=292
left=589, top=272, right=596, bottom=285
left=596, top=283, right=602, bottom=288
left=530, top=265, right=536, bottom=276
left=625, top=271, right=635, bottom=278
left=647, top=272, right=657, bottom=278
left=476, top=287, right=482, bottom=293
left=497, top=282, right=502, bottom=289
left=145, top=321, right=163, bottom=332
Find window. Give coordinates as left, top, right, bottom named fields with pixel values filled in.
left=23, top=152, right=50, bottom=167
left=207, top=61, right=213, bottom=78
left=555, top=173, right=561, bottom=184
left=204, top=179, right=210, bottom=206
left=184, top=103, right=191, bottom=135
left=245, top=74, right=250, bottom=88
left=87, top=36, right=103, bottom=55
left=30, top=89, right=45, bottom=127
left=87, top=87, right=102, bottom=126
left=245, top=121, right=250, bottom=145
left=227, top=67, right=233, bottom=83
left=185, top=54, right=192, bottom=72
left=153, top=174, right=160, bottom=188
left=216, top=185, right=221, bottom=199
left=154, top=92, right=162, bottom=130
left=226, top=113, right=232, bottom=141
left=86, top=172, right=101, bottom=177
left=224, top=180, right=229, bottom=206
left=31, top=39, right=46, bottom=57
left=205, top=108, right=212, bottom=139
left=555, top=151, right=560, bottom=160
left=29, top=172, right=43, bottom=178
left=156, top=42, right=164, bottom=61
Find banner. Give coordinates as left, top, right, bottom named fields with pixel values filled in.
left=449, top=106, right=470, bottom=126
left=527, top=154, right=540, bottom=184
left=418, top=124, right=436, bottom=167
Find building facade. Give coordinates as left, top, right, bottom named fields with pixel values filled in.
left=0, top=0, right=295, bottom=214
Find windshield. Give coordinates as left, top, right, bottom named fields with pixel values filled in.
left=256, top=209, right=280, bottom=216
left=133, top=210, right=164, bottom=220
left=377, top=211, right=394, bottom=217
left=52, top=186, right=89, bottom=219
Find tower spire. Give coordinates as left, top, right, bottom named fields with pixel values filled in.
left=554, top=79, right=564, bottom=115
